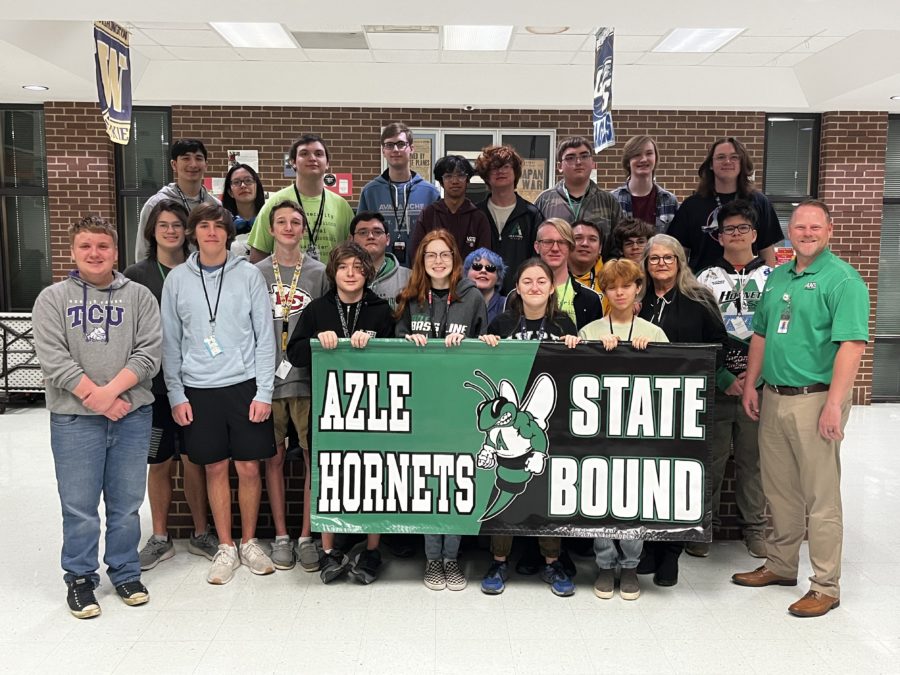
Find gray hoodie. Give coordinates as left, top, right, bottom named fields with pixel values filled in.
left=32, top=271, right=161, bottom=414
left=395, top=278, right=487, bottom=339
left=370, top=253, right=410, bottom=308
left=134, top=182, right=221, bottom=261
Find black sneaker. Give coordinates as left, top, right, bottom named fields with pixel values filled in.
left=115, top=580, right=149, bottom=606
left=559, top=549, right=577, bottom=579
left=66, top=576, right=100, bottom=619
left=350, top=549, right=382, bottom=585
left=319, top=550, right=350, bottom=584
left=515, top=547, right=542, bottom=576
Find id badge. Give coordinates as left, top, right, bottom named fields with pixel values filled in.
left=307, top=243, right=320, bottom=261
left=203, top=334, right=223, bottom=357
left=777, top=319, right=790, bottom=334
left=275, top=358, right=293, bottom=380
left=273, top=303, right=284, bottom=319
left=393, top=240, right=406, bottom=264
left=731, top=316, right=751, bottom=338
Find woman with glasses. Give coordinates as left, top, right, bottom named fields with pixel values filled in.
left=222, top=163, right=266, bottom=257
left=395, top=230, right=488, bottom=591
left=477, top=257, right=581, bottom=597
left=124, top=199, right=218, bottom=571
left=464, top=247, right=507, bottom=324
left=636, top=234, right=728, bottom=586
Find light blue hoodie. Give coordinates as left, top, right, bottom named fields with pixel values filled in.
left=161, top=251, right=276, bottom=406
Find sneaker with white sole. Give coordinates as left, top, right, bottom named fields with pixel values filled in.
left=593, top=568, right=615, bottom=599
left=619, top=568, right=641, bottom=600
left=270, top=537, right=295, bottom=570
left=116, top=580, right=150, bottom=606
left=189, top=528, right=220, bottom=560
left=444, top=559, right=467, bottom=591
left=424, top=560, right=446, bottom=591
left=319, top=550, right=350, bottom=584
left=139, top=535, right=174, bottom=571
left=207, top=543, right=240, bottom=585
left=66, top=576, right=100, bottom=619
left=240, top=539, right=275, bottom=575
left=298, top=539, right=320, bottom=572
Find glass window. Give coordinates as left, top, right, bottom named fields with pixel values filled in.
left=115, top=108, right=171, bottom=266
left=0, top=107, right=50, bottom=310
left=764, top=114, right=820, bottom=240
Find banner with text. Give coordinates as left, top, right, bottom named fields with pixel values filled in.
left=593, top=27, right=615, bottom=153
left=311, top=340, right=715, bottom=541
left=93, top=21, right=132, bottom=145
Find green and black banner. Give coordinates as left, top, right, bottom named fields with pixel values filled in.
left=311, top=340, right=716, bottom=541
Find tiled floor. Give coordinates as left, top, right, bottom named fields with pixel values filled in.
left=1, top=403, right=899, bottom=674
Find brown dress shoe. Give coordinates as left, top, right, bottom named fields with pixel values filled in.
left=731, top=565, right=797, bottom=587
left=788, top=590, right=840, bottom=617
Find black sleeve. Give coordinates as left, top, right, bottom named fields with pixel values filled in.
left=556, top=315, right=578, bottom=336
left=376, top=306, right=396, bottom=338
left=487, top=312, right=517, bottom=337
left=395, top=303, right=412, bottom=337
left=469, top=296, right=489, bottom=337
left=755, top=194, right=784, bottom=250
left=700, top=303, right=728, bottom=370
left=286, top=304, right=317, bottom=368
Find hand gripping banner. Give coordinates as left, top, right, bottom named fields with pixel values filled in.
left=311, top=340, right=716, bottom=541
left=93, top=21, right=132, bottom=145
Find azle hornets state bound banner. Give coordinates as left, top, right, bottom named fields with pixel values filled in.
left=311, top=340, right=716, bottom=541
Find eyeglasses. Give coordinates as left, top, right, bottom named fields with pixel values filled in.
left=442, top=172, right=469, bottom=182
left=623, top=238, right=647, bottom=248
left=648, top=254, right=676, bottom=266
left=156, top=221, right=185, bottom=231
left=355, top=228, right=386, bottom=238
left=229, top=178, right=255, bottom=188
left=561, top=152, right=592, bottom=165
left=470, top=262, right=497, bottom=273
left=536, top=238, right=571, bottom=250
left=721, top=224, right=753, bottom=235
left=424, top=251, right=453, bottom=262
left=382, top=141, right=410, bottom=151
left=713, top=153, right=740, bottom=164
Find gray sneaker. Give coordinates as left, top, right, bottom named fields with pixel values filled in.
left=139, top=535, right=174, bottom=571
left=240, top=539, right=275, bottom=576
left=593, top=568, right=615, bottom=599
left=270, top=537, right=295, bottom=570
left=619, top=568, right=641, bottom=600
left=685, top=541, right=710, bottom=558
left=189, top=529, right=219, bottom=560
left=745, top=537, right=767, bottom=559
left=298, top=539, right=320, bottom=572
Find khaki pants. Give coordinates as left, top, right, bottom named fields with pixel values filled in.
left=491, top=535, right=560, bottom=560
left=759, top=388, right=849, bottom=598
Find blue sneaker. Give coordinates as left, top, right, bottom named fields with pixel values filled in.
left=540, top=561, right=575, bottom=597
left=481, top=560, right=509, bottom=595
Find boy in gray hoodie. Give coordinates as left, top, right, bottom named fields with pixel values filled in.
left=33, top=215, right=161, bottom=619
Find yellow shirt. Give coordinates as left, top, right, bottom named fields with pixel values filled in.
left=574, top=260, right=608, bottom=314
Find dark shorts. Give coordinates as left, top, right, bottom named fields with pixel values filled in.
left=148, top=394, right=184, bottom=465
left=182, top=379, right=276, bottom=465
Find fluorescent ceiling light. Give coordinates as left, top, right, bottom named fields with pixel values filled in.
left=443, top=25, right=512, bottom=51
left=653, top=28, right=743, bottom=53
left=210, top=22, right=296, bottom=49
left=892, top=95, right=900, bottom=100
left=22, top=84, right=49, bottom=91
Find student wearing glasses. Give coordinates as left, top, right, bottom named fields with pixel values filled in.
left=534, top=136, right=624, bottom=243
left=409, top=155, right=492, bottom=260
left=463, top=248, right=507, bottom=324
left=350, top=211, right=410, bottom=308
left=636, top=234, right=728, bottom=587
left=395, top=230, right=488, bottom=591
left=222, top=163, right=266, bottom=257
left=357, top=123, right=440, bottom=266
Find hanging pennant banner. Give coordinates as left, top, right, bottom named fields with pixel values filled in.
left=593, top=27, right=616, bottom=153
left=310, top=340, right=716, bottom=541
left=93, top=21, right=132, bottom=145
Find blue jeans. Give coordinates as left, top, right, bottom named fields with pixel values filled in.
left=425, top=534, right=461, bottom=561
left=593, top=537, right=643, bottom=570
left=50, top=406, right=151, bottom=587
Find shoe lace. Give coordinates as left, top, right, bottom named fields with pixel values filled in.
left=486, top=561, right=505, bottom=577
left=242, top=541, right=265, bottom=560
left=195, top=530, right=218, bottom=547
left=212, top=546, right=236, bottom=565
left=548, top=561, right=568, bottom=582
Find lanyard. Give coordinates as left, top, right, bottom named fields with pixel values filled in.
left=390, top=181, right=412, bottom=234
left=295, top=185, right=326, bottom=252
left=720, top=266, right=747, bottom=314
left=199, top=263, right=225, bottom=333
left=557, top=279, right=574, bottom=309
left=609, top=314, right=635, bottom=341
left=427, top=290, right=451, bottom=338
left=156, top=261, right=170, bottom=282
left=174, top=184, right=206, bottom=213
left=272, top=255, right=304, bottom=351
left=648, top=292, right=671, bottom=326
left=336, top=295, right=361, bottom=338
left=517, top=316, right=546, bottom=341
left=562, top=185, right=584, bottom=221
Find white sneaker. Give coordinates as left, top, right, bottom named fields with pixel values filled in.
left=207, top=544, right=240, bottom=585
left=240, top=538, right=275, bottom=576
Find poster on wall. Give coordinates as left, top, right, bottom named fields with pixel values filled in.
left=93, top=21, right=132, bottom=145
left=593, top=27, right=615, bottom=153
left=228, top=149, right=259, bottom=172
left=410, top=137, right=433, bottom=183
left=310, top=340, right=716, bottom=540
left=518, top=159, right=547, bottom=203
left=284, top=153, right=296, bottom=178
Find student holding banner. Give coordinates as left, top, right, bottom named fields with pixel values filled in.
left=286, top=242, right=395, bottom=584
left=395, top=230, right=488, bottom=591
left=477, top=258, right=581, bottom=597
left=636, top=234, right=728, bottom=586
left=578, top=258, right=669, bottom=600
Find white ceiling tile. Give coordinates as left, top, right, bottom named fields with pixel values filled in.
left=440, top=50, right=507, bottom=64
left=235, top=48, right=309, bottom=62
left=702, top=51, right=782, bottom=67
left=509, top=33, right=591, bottom=51
left=767, top=52, right=813, bottom=67
left=132, top=22, right=210, bottom=31
left=817, top=28, right=856, bottom=37
left=141, top=28, right=227, bottom=47
left=789, top=36, right=845, bottom=53
left=569, top=51, right=595, bottom=65
left=372, top=49, right=439, bottom=63
left=305, top=49, right=374, bottom=63
left=514, top=26, right=597, bottom=35
left=164, top=46, right=241, bottom=61
left=615, top=52, right=646, bottom=66
left=283, top=23, right=363, bottom=33
left=637, top=52, right=712, bottom=66
left=743, top=27, right=825, bottom=37
left=615, top=35, right=661, bottom=51
left=366, top=32, right=439, bottom=50
left=505, top=50, right=574, bottom=65
left=720, top=36, right=806, bottom=53
left=125, top=29, right=158, bottom=46
left=131, top=45, right=177, bottom=60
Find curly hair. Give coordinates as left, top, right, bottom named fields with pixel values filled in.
left=474, top=145, right=523, bottom=185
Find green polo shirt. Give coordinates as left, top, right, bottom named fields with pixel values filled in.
left=246, top=184, right=354, bottom=260
left=754, top=249, right=869, bottom=386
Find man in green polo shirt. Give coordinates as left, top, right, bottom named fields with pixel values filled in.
left=248, top=134, right=354, bottom=264
left=731, top=199, right=869, bottom=618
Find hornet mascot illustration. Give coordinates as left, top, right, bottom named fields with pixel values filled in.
left=464, top=370, right=557, bottom=521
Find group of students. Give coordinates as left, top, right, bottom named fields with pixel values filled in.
left=35, top=122, right=789, bottom=619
